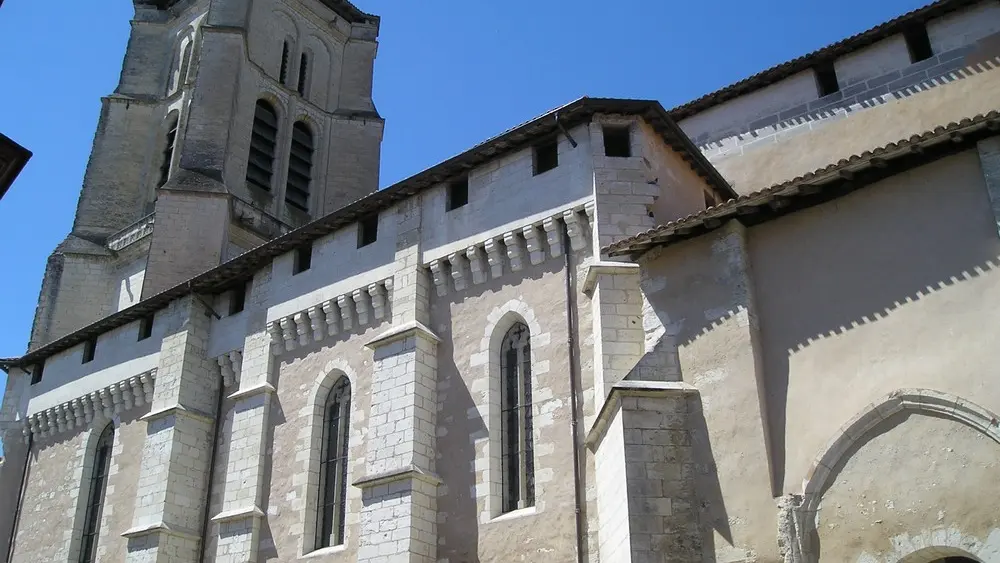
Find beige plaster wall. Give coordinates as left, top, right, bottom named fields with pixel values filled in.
left=639, top=149, right=1000, bottom=561
left=714, top=61, right=1000, bottom=194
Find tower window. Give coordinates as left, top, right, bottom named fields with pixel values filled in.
left=532, top=139, right=558, bottom=176
left=79, top=424, right=114, bottom=563
left=500, top=322, right=534, bottom=514
left=446, top=177, right=469, bottom=211
left=279, top=41, right=290, bottom=85
left=247, top=100, right=278, bottom=192
left=297, top=53, right=309, bottom=96
left=286, top=122, right=313, bottom=211
left=904, top=25, right=933, bottom=63
left=603, top=125, right=631, bottom=157
left=815, top=62, right=840, bottom=97
left=157, top=114, right=178, bottom=188
left=82, top=339, right=97, bottom=364
left=229, top=283, right=247, bottom=315
left=30, top=362, right=44, bottom=386
left=293, top=243, right=313, bottom=275
left=316, top=376, right=351, bottom=549
left=357, top=214, right=378, bottom=248
left=138, top=314, right=154, bottom=341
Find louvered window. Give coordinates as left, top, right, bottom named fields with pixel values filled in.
left=79, top=424, right=114, bottom=563
left=247, top=100, right=278, bottom=192
left=500, top=322, right=534, bottom=514
left=316, top=377, right=351, bottom=549
left=279, top=41, right=290, bottom=85
left=157, top=115, right=178, bottom=188
left=286, top=121, right=313, bottom=211
left=297, top=53, right=309, bottom=96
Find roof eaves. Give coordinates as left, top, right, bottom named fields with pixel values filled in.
left=605, top=110, right=1000, bottom=257
left=1, top=97, right=718, bottom=369
left=668, top=0, right=978, bottom=121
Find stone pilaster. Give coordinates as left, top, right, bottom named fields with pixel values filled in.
left=123, top=296, right=220, bottom=563
left=209, top=267, right=274, bottom=563
left=587, top=381, right=701, bottom=563
left=584, top=261, right=644, bottom=401
left=353, top=196, right=439, bottom=562
left=976, top=135, right=1000, bottom=238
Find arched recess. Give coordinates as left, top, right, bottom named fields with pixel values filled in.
left=298, top=35, right=331, bottom=106
left=68, top=421, right=116, bottom=563
left=793, top=389, right=1000, bottom=563
left=297, top=360, right=360, bottom=555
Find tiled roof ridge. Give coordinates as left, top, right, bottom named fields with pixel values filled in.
left=667, top=0, right=979, bottom=120
left=604, top=109, right=1000, bottom=256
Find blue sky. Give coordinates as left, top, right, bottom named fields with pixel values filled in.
left=0, top=0, right=930, bottom=452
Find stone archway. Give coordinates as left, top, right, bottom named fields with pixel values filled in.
left=787, top=388, right=1000, bottom=563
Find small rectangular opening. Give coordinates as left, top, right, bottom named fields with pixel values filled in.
left=82, top=339, right=97, bottom=364
left=229, top=283, right=248, bottom=315
left=603, top=126, right=632, bottom=157
left=358, top=214, right=378, bottom=248
left=293, top=243, right=312, bottom=275
left=533, top=139, right=559, bottom=176
left=30, top=362, right=44, bottom=385
left=138, top=314, right=154, bottom=341
left=447, top=177, right=469, bottom=211
left=815, top=62, right=840, bottom=97
left=904, top=25, right=933, bottom=63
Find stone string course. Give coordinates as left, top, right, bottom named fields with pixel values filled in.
left=21, top=370, right=156, bottom=442
left=429, top=203, right=593, bottom=296
left=267, top=278, right=393, bottom=355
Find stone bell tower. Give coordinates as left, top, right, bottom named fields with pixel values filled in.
left=29, top=0, right=384, bottom=349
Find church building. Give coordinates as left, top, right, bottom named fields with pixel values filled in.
left=2, top=0, right=1000, bottom=561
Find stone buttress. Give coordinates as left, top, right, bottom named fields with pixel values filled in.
left=355, top=196, right=440, bottom=562
left=122, top=296, right=220, bottom=562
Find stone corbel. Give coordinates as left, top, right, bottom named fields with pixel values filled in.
left=563, top=210, right=587, bottom=250
left=522, top=225, right=545, bottom=265
left=466, top=246, right=486, bottom=285
left=543, top=217, right=563, bottom=258
left=429, top=259, right=448, bottom=296
left=448, top=252, right=468, bottom=292
left=484, top=238, right=504, bottom=278
left=353, top=288, right=371, bottom=326
left=503, top=231, right=524, bottom=272
left=337, top=295, right=354, bottom=331
left=279, top=317, right=297, bottom=352
left=294, top=311, right=311, bottom=346
left=369, top=283, right=387, bottom=320
left=307, top=305, right=326, bottom=341
left=321, top=299, right=339, bottom=336
left=267, top=321, right=284, bottom=355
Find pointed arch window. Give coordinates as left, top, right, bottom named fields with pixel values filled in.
left=247, top=100, right=278, bottom=192
left=158, top=113, right=179, bottom=188
left=297, top=53, right=309, bottom=96
left=500, top=322, right=534, bottom=513
left=279, top=40, right=290, bottom=85
left=79, top=424, right=114, bottom=563
left=286, top=121, right=313, bottom=211
left=316, top=376, right=350, bottom=549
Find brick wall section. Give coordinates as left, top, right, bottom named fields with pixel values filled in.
left=124, top=296, right=219, bottom=563
left=975, top=136, right=1000, bottom=238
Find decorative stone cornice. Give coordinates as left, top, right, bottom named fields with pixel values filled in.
left=21, top=370, right=156, bottom=443
left=582, top=260, right=641, bottom=294
left=429, top=203, right=592, bottom=296
left=106, top=213, right=155, bottom=251
left=267, top=278, right=393, bottom=355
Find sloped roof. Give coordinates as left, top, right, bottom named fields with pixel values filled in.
left=0, top=133, right=31, bottom=201
left=0, top=97, right=730, bottom=370
left=605, top=110, right=1000, bottom=257
left=667, top=0, right=980, bottom=121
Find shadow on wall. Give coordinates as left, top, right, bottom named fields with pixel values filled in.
left=645, top=152, right=1000, bottom=499
left=688, top=395, right=732, bottom=557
